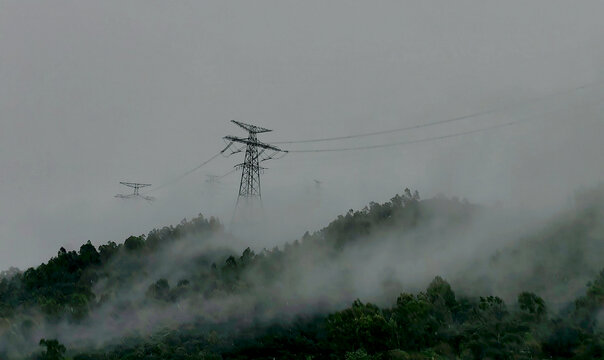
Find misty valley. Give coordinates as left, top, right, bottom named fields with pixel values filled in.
left=0, top=186, right=603, bottom=359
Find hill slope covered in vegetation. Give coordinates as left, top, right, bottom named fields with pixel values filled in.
left=1, top=186, right=603, bottom=359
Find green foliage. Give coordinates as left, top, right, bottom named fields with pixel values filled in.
left=573, top=269, right=604, bottom=330
left=146, top=278, right=171, bottom=301
left=392, top=292, right=442, bottom=351
left=69, top=273, right=604, bottom=360
left=517, top=292, right=546, bottom=320
left=1, top=188, right=604, bottom=359
left=426, top=276, right=456, bottom=309
left=319, top=188, right=426, bottom=249
left=124, top=236, right=145, bottom=252
left=38, top=338, right=66, bottom=360
left=458, top=296, right=532, bottom=359
left=345, top=348, right=375, bottom=360
left=327, top=300, right=396, bottom=354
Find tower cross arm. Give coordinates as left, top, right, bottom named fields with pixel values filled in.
left=223, top=136, right=286, bottom=153
left=120, top=182, right=152, bottom=188
left=231, top=120, right=272, bottom=134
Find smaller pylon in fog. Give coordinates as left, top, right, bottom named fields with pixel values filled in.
left=115, top=182, right=155, bottom=201
left=205, top=174, right=221, bottom=184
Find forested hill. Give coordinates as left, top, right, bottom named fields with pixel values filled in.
left=0, top=186, right=603, bottom=359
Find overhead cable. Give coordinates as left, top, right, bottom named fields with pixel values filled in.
left=146, top=142, right=233, bottom=193
left=288, top=120, right=521, bottom=153
left=274, top=80, right=603, bottom=145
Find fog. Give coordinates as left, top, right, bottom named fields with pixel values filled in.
left=1, top=185, right=601, bottom=356
left=1, top=1, right=604, bottom=273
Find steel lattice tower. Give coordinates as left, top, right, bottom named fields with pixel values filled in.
left=115, top=182, right=155, bottom=201
left=224, top=120, right=286, bottom=208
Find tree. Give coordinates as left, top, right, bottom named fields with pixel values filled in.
left=146, top=278, right=171, bottom=301
left=426, top=276, right=456, bottom=309
left=517, top=292, right=546, bottom=320
left=38, top=338, right=66, bottom=360
left=460, top=296, right=530, bottom=359
left=327, top=300, right=396, bottom=354
left=345, top=348, right=374, bottom=360
left=392, top=293, right=441, bottom=350
left=124, top=236, right=145, bottom=252
left=98, top=241, right=119, bottom=263
left=79, top=241, right=100, bottom=266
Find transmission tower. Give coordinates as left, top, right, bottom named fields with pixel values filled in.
left=224, top=120, right=287, bottom=209
left=205, top=174, right=221, bottom=184
left=115, top=182, right=155, bottom=201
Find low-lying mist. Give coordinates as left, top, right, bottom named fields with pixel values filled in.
left=1, top=185, right=603, bottom=357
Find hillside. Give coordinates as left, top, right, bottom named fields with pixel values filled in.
left=0, top=186, right=603, bottom=359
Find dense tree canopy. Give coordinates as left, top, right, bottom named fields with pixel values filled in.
left=0, top=186, right=602, bottom=359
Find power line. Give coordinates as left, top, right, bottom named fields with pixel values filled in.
left=146, top=143, right=233, bottom=193
left=274, top=80, right=603, bottom=145
left=218, top=167, right=239, bottom=180
left=288, top=120, right=521, bottom=153
left=204, top=168, right=238, bottom=185
left=129, top=79, right=603, bottom=197
left=276, top=111, right=497, bottom=144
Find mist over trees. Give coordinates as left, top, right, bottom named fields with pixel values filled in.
left=0, top=185, right=603, bottom=359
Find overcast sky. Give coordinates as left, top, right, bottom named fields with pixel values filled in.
left=1, top=1, right=603, bottom=269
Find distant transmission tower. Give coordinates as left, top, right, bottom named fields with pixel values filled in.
left=115, top=182, right=155, bottom=201
left=205, top=174, right=221, bottom=184
left=224, top=120, right=286, bottom=214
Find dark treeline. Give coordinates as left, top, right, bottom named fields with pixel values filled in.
left=69, top=273, right=604, bottom=360
left=0, top=186, right=603, bottom=359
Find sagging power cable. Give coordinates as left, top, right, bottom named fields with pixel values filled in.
left=274, top=80, right=603, bottom=145
left=218, top=167, right=239, bottom=179
left=146, top=142, right=233, bottom=193
left=288, top=120, right=521, bottom=153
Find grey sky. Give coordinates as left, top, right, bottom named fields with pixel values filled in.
left=1, top=1, right=603, bottom=269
